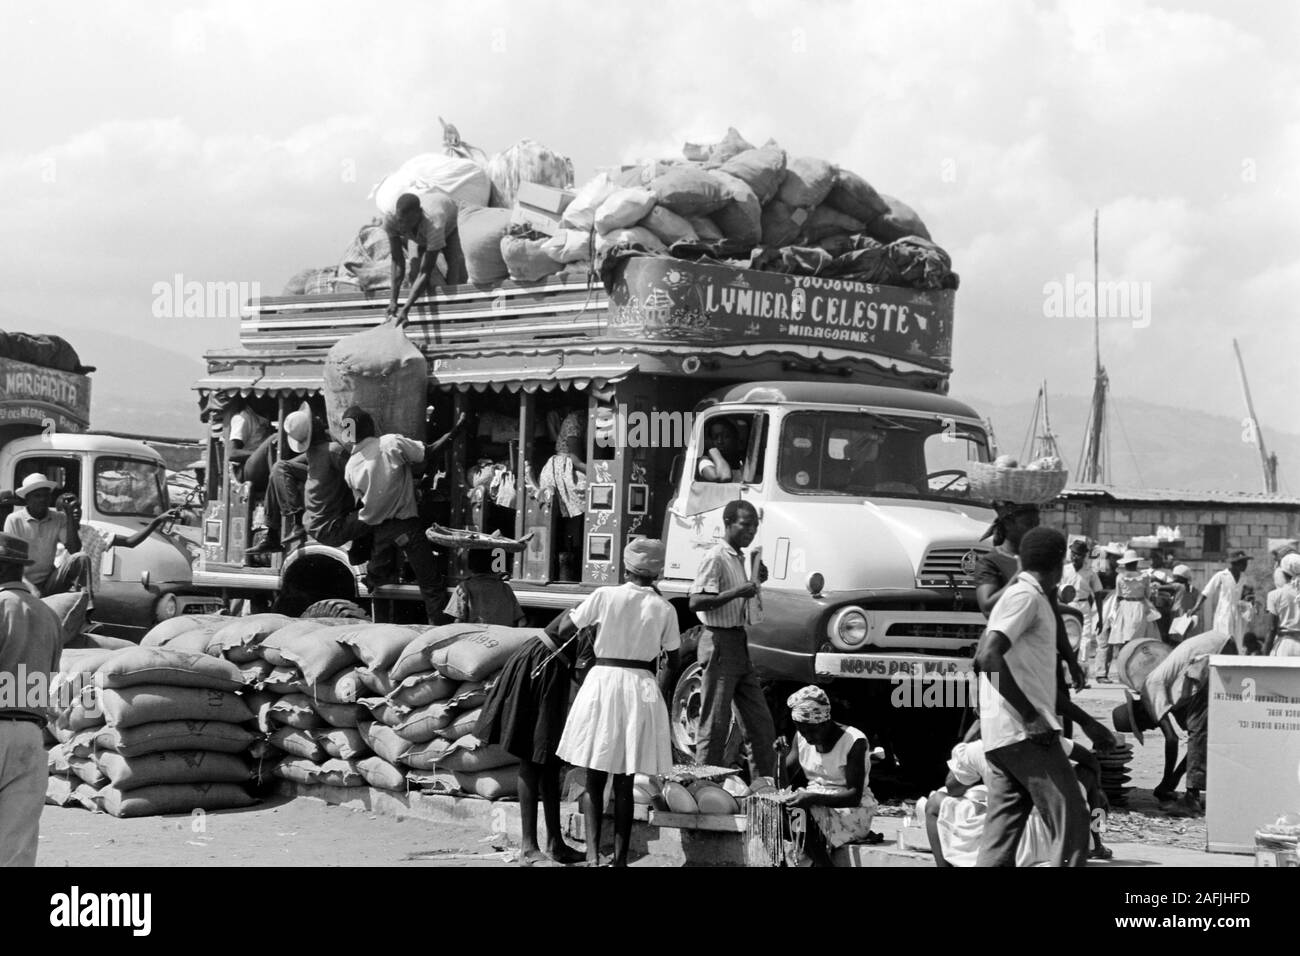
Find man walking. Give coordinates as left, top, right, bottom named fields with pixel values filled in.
left=343, top=406, right=463, bottom=622
left=0, top=532, right=63, bottom=866
left=4, top=475, right=90, bottom=597
left=688, top=499, right=777, bottom=779
left=974, top=526, right=1090, bottom=867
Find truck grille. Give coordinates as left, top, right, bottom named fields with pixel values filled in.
left=917, top=547, right=988, bottom=589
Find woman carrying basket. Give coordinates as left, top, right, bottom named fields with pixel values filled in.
left=554, top=538, right=681, bottom=866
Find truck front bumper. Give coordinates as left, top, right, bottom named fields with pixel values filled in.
left=814, top=652, right=974, bottom=680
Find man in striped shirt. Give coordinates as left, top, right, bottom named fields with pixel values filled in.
left=689, top=499, right=777, bottom=778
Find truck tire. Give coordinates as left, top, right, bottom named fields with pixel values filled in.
left=667, top=627, right=743, bottom=765
left=301, top=598, right=371, bottom=621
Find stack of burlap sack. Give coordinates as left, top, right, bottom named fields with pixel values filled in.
left=239, top=616, right=542, bottom=802
left=46, top=620, right=264, bottom=818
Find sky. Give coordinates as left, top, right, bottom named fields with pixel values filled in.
left=1, top=0, right=1297, bottom=442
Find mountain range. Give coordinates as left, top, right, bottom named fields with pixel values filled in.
left=9, top=325, right=1297, bottom=496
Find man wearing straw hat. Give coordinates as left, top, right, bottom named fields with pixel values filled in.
left=1111, top=629, right=1235, bottom=817
left=0, top=532, right=64, bottom=865
left=3, top=474, right=90, bottom=598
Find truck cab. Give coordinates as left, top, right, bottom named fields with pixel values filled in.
left=0, top=434, right=222, bottom=637
left=657, top=382, right=994, bottom=770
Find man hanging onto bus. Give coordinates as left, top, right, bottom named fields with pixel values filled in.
left=342, top=406, right=464, bottom=622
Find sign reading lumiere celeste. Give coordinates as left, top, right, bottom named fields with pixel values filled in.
left=606, top=258, right=954, bottom=372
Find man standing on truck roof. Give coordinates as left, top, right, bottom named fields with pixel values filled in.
left=4, top=475, right=89, bottom=598
left=386, top=191, right=467, bottom=328
left=342, top=405, right=465, bottom=623
left=0, top=532, right=63, bottom=866
left=688, top=499, right=777, bottom=779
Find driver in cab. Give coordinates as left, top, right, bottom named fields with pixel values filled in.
left=840, top=428, right=888, bottom=494
left=697, top=418, right=745, bottom=483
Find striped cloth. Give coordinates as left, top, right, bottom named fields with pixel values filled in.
left=690, top=542, right=751, bottom=628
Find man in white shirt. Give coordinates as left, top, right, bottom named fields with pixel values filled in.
left=342, top=405, right=463, bottom=623
left=974, top=526, right=1090, bottom=867
left=1060, top=539, right=1105, bottom=668
left=1188, top=551, right=1250, bottom=649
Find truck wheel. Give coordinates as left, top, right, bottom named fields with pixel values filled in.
left=301, top=599, right=371, bottom=621
left=668, top=648, right=742, bottom=765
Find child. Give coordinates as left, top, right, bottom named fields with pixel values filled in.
left=474, top=609, right=587, bottom=866
left=554, top=539, right=680, bottom=866
left=443, top=548, right=525, bottom=626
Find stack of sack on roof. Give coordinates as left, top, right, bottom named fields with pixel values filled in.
left=284, top=121, right=954, bottom=295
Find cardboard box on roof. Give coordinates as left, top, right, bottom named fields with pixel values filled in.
left=1206, top=656, right=1300, bottom=854
left=509, top=183, right=576, bottom=236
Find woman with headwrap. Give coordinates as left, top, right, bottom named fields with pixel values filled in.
left=778, top=685, right=879, bottom=864
left=554, top=539, right=681, bottom=866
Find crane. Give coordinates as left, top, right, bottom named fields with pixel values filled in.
left=1232, top=338, right=1278, bottom=494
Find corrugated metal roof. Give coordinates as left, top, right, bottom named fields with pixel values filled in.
left=1058, top=483, right=1300, bottom=507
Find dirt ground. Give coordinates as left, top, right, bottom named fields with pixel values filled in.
left=35, top=685, right=1205, bottom=867
left=37, top=795, right=516, bottom=868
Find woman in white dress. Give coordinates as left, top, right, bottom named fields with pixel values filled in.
left=1095, top=550, right=1158, bottom=682
left=554, top=538, right=680, bottom=866
left=779, top=685, right=879, bottom=865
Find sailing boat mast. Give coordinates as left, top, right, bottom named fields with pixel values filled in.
left=1232, top=338, right=1279, bottom=494
left=1023, top=380, right=1064, bottom=463
left=1078, top=209, right=1110, bottom=484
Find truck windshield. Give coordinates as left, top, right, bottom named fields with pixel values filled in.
left=777, top=411, right=990, bottom=501
left=95, top=457, right=166, bottom=516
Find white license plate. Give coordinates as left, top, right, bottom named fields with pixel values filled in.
left=815, top=653, right=973, bottom=680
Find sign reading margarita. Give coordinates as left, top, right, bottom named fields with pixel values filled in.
left=0, top=357, right=91, bottom=432
left=608, top=258, right=954, bottom=371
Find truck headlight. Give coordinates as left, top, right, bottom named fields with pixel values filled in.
left=828, top=606, right=869, bottom=649
left=155, top=594, right=179, bottom=621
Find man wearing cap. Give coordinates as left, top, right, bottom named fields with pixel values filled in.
left=1112, top=629, right=1235, bottom=816
left=3, top=475, right=89, bottom=598
left=343, top=406, right=464, bottom=622
left=1189, top=551, right=1251, bottom=650
left=1264, top=553, right=1300, bottom=656
left=245, top=402, right=314, bottom=557
left=973, top=526, right=1091, bottom=867
left=1060, top=539, right=1105, bottom=669
left=689, top=499, right=777, bottom=779
left=0, top=532, right=64, bottom=865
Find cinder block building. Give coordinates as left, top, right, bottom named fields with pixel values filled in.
left=1039, top=484, right=1300, bottom=598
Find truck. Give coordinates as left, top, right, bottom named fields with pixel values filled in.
left=192, top=257, right=997, bottom=782
left=0, top=345, right=223, bottom=638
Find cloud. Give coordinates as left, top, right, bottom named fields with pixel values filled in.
left=0, top=0, right=1295, bottom=451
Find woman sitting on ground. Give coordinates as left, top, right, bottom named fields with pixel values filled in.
left=778, top=686, right=880, bottom=865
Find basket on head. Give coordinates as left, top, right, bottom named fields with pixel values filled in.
left=966, top=460, right=1069, bottom=505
